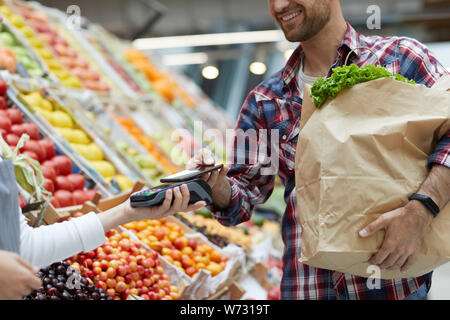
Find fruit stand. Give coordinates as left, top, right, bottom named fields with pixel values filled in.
left=0, top=0, right=283, bottom=301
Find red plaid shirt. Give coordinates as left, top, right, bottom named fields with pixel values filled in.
left=212, top=23, right=450, bottom=300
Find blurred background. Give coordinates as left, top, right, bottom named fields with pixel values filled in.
left=38, top=0, right=450, bottom=122
left=35, top=0, right=450, bottom=299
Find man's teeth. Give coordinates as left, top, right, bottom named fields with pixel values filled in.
left=282, top=11, right=301, bottom=21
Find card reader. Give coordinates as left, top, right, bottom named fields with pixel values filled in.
left=130, top=178, right=212, bottom=208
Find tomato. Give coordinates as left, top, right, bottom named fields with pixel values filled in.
left=0, top=116, right=11, bottom=133
left=42, top=178, right=55, bottom=193
left=41, top=165, right=57, bottom=183
left=85, top=189, right=97, bottom=201
left=0, top=96, right=6, bottom=109
left=21, top=150, right=39, bottom=161
left=55, top=176, right=74, bottom=191
left=21, top=122, right=39, bottom=140
left=50, top=196, right=61, bottom=208
left=18, top=196, right=26, bottom=208
left=6, top=109, right=22, bottom=124
left=0, top=80, right=8, bottom=96
left=42, top=160, right=59, bottom=175
left=52, top=155, right=72, bottom=175
left=54, top=190, right=74, bottom=207
left=72, top=189, right=88, bottom=205
left=11, top=124, right=26, bottom=137
left=67, top=174, right=84, bottom=190
left=5, top=133, right=20, bottom=148
left=38, top=139, right=55, bottom=159
left=23, top=140, right=46, bottom=162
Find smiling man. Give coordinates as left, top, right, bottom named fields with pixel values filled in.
left=188, top=0, right=450, bottom=300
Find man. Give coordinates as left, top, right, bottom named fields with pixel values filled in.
left=188, top=0, right=450, bottom=299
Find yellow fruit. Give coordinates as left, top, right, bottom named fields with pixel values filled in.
left=52, top=69, right=71, bottom=80
left=20, top=26, right=34, bottom=38
left=0, top=6, right=12, bottom=17
left=89, top=160, right=116, bottom=178
left=71, top=143, right=104, bottom=161
left=34, top=108, right=54, bottom=123
left=55, top=128, right=90, bottom=144
left=115, top=174, right=134, bottom=191
left=45, top=60, right=63, bottom=71
left=38, top=99, right=54, bottom=112
left=61, top=77, right=82, bottom=88
left=50, top=111, right=74, bottom=128
left=29, top=38, right=45, bottom=49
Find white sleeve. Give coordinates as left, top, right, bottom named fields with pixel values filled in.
left=20, top=212, right=106, bottom=268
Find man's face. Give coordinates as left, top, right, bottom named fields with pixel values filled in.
left=269, top=0, right=332, bottom=42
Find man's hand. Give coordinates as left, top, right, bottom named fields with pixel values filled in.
left=359, top=201, right=433, bottom=273
left=0, top=251, right=42, bottom=300
left=186, top=148, right=231, bottom=210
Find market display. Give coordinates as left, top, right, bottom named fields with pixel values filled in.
left=0, top=0, right=283, bottom=300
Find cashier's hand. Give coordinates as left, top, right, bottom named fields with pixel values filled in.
left=0, top=251, right=42, bottom=300
left=359, top=201, right=433, bottom=272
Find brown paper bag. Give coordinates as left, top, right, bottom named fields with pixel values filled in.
left=295, top=76, right=450, bottom=279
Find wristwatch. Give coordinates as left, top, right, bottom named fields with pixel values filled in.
left=408, top=193, right=440, bottom=218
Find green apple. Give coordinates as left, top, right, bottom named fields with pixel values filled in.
left=0, top=32, right=15, bottom=47
left=126, top=147, right=139, bottom=157
left=115, top=141, right=129, bottom=151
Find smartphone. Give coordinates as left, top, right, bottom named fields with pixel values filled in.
left=160, top=163, right=224, bottom=183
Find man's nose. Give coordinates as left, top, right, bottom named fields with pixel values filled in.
left=273, top=0, right=291, bottom=13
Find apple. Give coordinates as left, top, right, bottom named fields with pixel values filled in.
left=0, top=96, right=6, bottom=109
left=67, top=174, right=84, bottom=190
left=23, top=140, right=46, bottom=162
left=52, top=155, right=72, bottom=175
left=54, top=190, right=74, bottom=207
left=21, top=150, right=38, bottom=161
left=6, top=109, right=22, bottom=124
left=38, top=139, right=55, bottom=159
left=55, top=176, right=74, bottom=191
left=0, top=80, right=7, bottom=96
left=0, top=116, right=12, bottom=133
left=5, top=133, right=20, bottom=148
left=42, top=178, right=55, bottom=193
left=21, top=122, right=39, bottom=140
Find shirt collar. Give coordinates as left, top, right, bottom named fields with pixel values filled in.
left=282, top=22, right=362, bottom=86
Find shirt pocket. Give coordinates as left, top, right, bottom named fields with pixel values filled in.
left=272, top=117, right=300, bottom=171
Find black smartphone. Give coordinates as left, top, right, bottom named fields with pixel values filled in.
left=160, top=163, right=224, bottom=183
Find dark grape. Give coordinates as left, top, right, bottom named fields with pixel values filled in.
left=56, top=265, right=66, bottom=274
left=49, top=295, right=60, bottom=301
left=91, top=292, right=100, bottom=300
left=43, top=277, right=51, bottom=285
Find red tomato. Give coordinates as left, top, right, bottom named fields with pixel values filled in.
left=52, top=155, right=72, bottom=175
left=0, top=96, right=7, bottom=110
left=0, top=128, right=6, bottom=138
left=0, top=80, right=7, bottom=96
left=6, top=109, right=22, bottom=124
left=72, top=190, right=89, bottom=205
left=18, top=196, right=26, bottom=209
left=0, top=116, right=11, bottom=133
left=38, top=139, right=55, bottom=159
left=85, top=189, right=97, bottom=201
left=41, top=160, right=59, bottom=175
left=23, top=140, right=46, bottom=163
left=10, top=124, right=25, bottom=137
left=42, top=178, right=55, bottom=193
left=41, top=165, right=57, bottom=183
left=54, top=190, right=74, bottom=207
left=55, top=176, right=74, bottom=191
left=21, top=122, right=39, bottom=140
left=21, top=150, right=39, bottom=161
left=50, top=196, right=61, bottom=208
left=67, top=174, right=84, bottom=190
left=5, top=133, right=20, bottom=148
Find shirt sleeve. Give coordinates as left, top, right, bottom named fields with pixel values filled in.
left=398, top=38, right=450, bottom=169
left=20, top=211, right=106, bottom=268
left=211, top=90, right=276, bottom=226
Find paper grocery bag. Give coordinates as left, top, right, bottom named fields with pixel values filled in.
left=295, top=77, right=450, bottom=279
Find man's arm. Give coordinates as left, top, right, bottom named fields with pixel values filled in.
left=359, top=164, right=450, bottom=272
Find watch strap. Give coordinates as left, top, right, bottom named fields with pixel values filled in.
left=408, top=193, right=440, bottom=218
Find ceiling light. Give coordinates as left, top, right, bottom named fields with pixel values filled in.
left=133, top=30, right=284, bottom=50
left=202, top=65, right=219, bottom=80
left=162, top=52, right=208, bottom=66
left=249, top=62, right=266, bottom=75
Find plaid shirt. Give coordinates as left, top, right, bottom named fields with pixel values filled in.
left=212, top=23, right=450, bottom=300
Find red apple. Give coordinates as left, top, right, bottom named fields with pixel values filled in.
left=55, top=176, right=74, bottom=191
left=6, top=109, right=22, bottom=124
left=52, top=155, right=72, bottom=175
left=38, top=140, right=55, bottom=159
left=21, top=122, right=39, bottom=140
left=67, top=174, right=84, bottom=190
left=0, top=116, right=12, bottom=133
left=54, top=190, right=74, bottom=207
left=23, top=140, right=46, bottom=162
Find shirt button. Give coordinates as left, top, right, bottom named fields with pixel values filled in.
left=282, top=135, right=287, bottom=140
